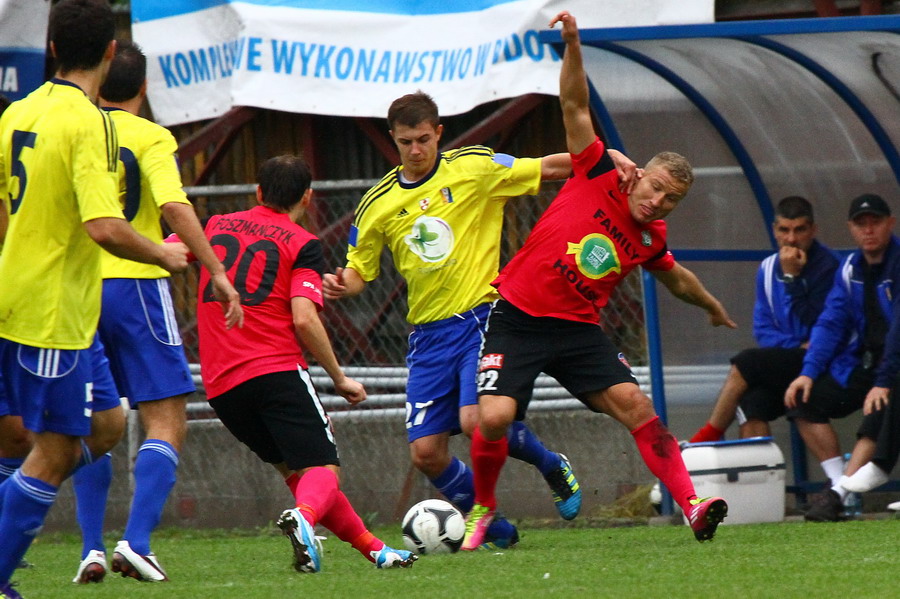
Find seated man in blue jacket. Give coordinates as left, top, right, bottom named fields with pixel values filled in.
left=690, top=196, right=838, bottom=442
left=783, top=194, right=900, bottom=520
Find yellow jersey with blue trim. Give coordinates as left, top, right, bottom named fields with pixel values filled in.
left=101, top=108, right=191, bottom=279
left=346, top=146, right=541, bottom=324
left=0, top=79, right=121, bottom=349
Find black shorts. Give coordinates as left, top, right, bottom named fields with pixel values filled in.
left=732, top=347, right=806, bottom=422
left=477, top=300, right=637, bottom=420
left=208, top=369, right=339, bottom=470
left=787, top=367, right=873, bottom=424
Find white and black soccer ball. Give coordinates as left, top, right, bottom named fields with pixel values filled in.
left=401, top=499, right=465, bottom=554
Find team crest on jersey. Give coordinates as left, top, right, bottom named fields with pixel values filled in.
left=566, top=233, right=621, bottom=280
left=404, top=216, right=455, bottom=263
left=641, top=231, right=652, bottom=246
left=441, top=187, right=454, bottom=203
left=419, top=197, right=431, bottom=211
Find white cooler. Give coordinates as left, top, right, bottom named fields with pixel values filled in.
left=681, top=437, right=785, bottom=525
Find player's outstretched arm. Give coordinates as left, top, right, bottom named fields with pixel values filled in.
left=651, top=263, right=737, bottom=329
left=540, top=153, right=573, bottom=181
left=291, top=296, right=366, bottom=405
left=550, top=11, right=594, bottom=157
left=84, top=216, right=188, bottom=273
left=162, top=202, right=244, bottom=329
left=323, top=266, right=366, bottom=300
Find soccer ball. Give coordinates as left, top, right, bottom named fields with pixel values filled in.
left=401, top=499, right=465, bottom=554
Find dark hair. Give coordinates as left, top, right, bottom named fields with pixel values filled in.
left=775, top=196, right=814, bottom=223
left=257, top=155, right=312, bottom=211
left=49, top=0, right=115, bottom=74
left=387, top=91, right=439, bottom=130
left=0, top=93, right=10, bottom=116
left=100, top=39, right=146, bottom=102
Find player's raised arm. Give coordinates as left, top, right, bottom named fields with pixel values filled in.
left=551, top=11, right=594, bottom=156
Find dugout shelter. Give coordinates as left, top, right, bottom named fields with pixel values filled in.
left=543, top=14, right=900, bottom=506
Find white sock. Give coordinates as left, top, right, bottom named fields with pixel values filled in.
left=831, top=475, right=850, bottom=501
left=888, top=500, right=900, bottom=511
left=821, top=456, right=845, bottom=487
left=843, top=462, right=889, bottom=493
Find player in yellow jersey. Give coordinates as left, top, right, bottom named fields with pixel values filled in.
left=324, top=91, right=637, bottom=544
left=66, top=40, right=243, bottom=584
left=0, top=2, right=189, bottom=597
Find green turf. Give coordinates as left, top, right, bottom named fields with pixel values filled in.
left=11, top=518, right=899, bottom=599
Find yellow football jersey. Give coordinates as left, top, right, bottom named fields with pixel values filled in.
left=347, top=146, right=541, bottom=324
left=0, top=80, right=121, bottom=349
left=101, top=109, right=191, bottom=279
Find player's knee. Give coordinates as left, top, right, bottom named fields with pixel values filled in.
left=0, top=434, right=32, bottom=458
left=0, top=417, right=32, bottom=457
left=88, top=410, right=126, bottom=454
left=479, top=412, right=512, bottom=440
left=727, top=363, right=747, bottom=384
left=478, top=397, right=515, bottom=439
left=607, top=387, right=655, bottom=429
left=409, top=444, right=449, bottom=477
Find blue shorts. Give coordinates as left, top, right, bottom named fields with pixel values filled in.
left=99, top=278, right=195, bottom=405
left=91, top=335, right=125, bottom=413
left=0, top=337, right=96, bottom=436
left=404, top=304, right=490, bottom=442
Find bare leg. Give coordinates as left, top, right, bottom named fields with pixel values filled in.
left=796, top=419, right=841, bottom=462
left=707, top=365, right=749, bottom=431
left=739, top=419, right=772, bottom=438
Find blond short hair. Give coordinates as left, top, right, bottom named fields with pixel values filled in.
left=646, top=152, right=694, bottom=190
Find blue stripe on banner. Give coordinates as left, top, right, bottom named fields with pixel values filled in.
left=132, top=0, right=522, bottom=22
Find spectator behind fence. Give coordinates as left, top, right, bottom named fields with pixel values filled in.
left=323, top=89, right=640, bottom=543
left=0, top=1, right=189, bottom=596
left=690, top=196, right=839, bottom=443
left=783, top=194, right=900, bottom=521
left=461, top=10, right=737, bottom=551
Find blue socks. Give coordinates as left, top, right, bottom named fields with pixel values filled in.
left=73, top=453, right=112, bottom=558
left=123, top=440, right=179, bottom=555
left=0, top=457, right=24, bottom=484
left=430, top=457, right=475, bottom=511
left=507, top=421, right=560, bottom=475
left=429, top=457, right=517, bottom=541
left=0, top=471, right=56, bottom=582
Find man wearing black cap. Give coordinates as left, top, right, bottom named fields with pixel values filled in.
left=784, top=193, right=900, bottom=521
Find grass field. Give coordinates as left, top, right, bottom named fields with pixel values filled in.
left=12, top=517, right=899, bottom=599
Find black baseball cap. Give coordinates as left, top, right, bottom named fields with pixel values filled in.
left=848, top=194, right=891, bottom=220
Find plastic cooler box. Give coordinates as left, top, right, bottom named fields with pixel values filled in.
left=680, top=437, right=785, bottom=525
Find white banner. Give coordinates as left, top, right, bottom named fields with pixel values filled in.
left=132, top=0, right=713, bottom=126
left=0, top=0, right=51, bottom=101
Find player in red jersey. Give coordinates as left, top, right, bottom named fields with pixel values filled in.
left=461, top=11, right=737, bottom=549
left=184, top=155, right=416, bottom=572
